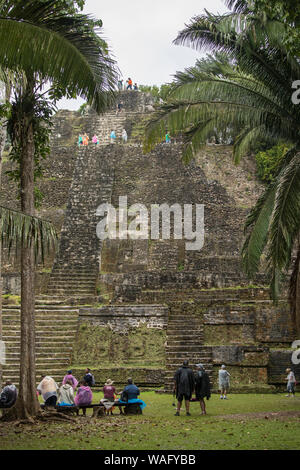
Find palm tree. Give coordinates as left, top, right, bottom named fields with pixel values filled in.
left=0, top=0, right=118, bottom=419
left=144, top=5, right=300, bottom=333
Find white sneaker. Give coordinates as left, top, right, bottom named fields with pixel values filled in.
left=220, top=396, right=223, bottom=399
left=224, top=396, right=227, bottom=399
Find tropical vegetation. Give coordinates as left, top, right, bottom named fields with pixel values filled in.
left=144, top=0, right=300, bottom=332
left=0, top=0, right=117, bottom=420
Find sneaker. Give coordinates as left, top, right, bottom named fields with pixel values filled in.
left=224, top=396, right=227, bottom=399
left=220, top=396, right=223, bottom=399
left=285, top=394, right=290, bottom=397
left=175, top=411, right=180, bottom=416
left=186, top=412, right=191, bottom=416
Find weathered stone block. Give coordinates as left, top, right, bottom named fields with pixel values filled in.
left=204, top=324, right=255, bottom=345
left=268, top=350, right=300, bottom=384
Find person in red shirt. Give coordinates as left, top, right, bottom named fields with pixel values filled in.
left=126, top=78, right=133, bottom=90
left=101, top=379, right=116, bottom=415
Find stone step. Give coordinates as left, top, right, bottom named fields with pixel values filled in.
left=48, top=278, right=96, bottom=285
left=4, top=336, right=76, bottom=344
left=166, top=332, right=204, bottom=338
left=166, top=358, right=212, bottom=365
left=166, top=351, right=211, bottom=356
left=2, top=316, right=78, bottom=323
left=52, top=267, right=98, bottom=273
left=47, top=282, right=95, bottom=288
left=5, top=357, right=71, bottom=364
left=166, top=329, right=203, bottom=335
left=164, top=371, right=213, bottom=380
left=35, top=299, right=94, bottom=305
left=4, top=341, right=74, bottom=349
left=166, top=338, right=204, bottom=344
left=47, top=288, right=95, bottom=294
left=166, top=344, right=205, bottom=349
left=3, top=307, right=78, bottom=313
left=3, top=330, right=77, bottom=337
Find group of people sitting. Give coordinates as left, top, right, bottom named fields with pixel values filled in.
left=36, top=368, right=145, bottom=415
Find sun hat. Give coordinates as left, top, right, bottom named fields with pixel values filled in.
left=105, top=379, right=114, bottom=386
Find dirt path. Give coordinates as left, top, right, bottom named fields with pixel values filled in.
left=214, top=410, right=300, bottom=421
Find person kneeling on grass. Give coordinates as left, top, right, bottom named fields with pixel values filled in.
left=174, top=360, right=195, bottom=416
left=75, top=380, right=93, bottom=416
left=58, top=380, right=75, bottom=406
left=194, top=363, right=211, bottom=415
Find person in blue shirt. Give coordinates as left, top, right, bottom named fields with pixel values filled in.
left=123, top=378, right=140, bottom=400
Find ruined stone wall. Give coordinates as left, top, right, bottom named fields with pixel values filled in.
left=1, top=91, right=297, bottom=391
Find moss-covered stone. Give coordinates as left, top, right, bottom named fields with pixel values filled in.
left=204, top=325, right=255, bottom=345
left=72, top=323, right=166, bottom=367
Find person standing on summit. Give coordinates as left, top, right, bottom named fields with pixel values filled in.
left=174, top=360, right=195, bottom=416
left=126, top=78, right=133, bottom=90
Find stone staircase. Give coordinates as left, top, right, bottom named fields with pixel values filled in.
left=87, top=111, right=141, bottom=146
left=164, top=302, right=213, bottom=391
left=45, top=267, right=97, bottom=301
left=1, top=300, right=79, bottom=385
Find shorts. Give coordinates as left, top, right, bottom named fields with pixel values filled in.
left=177, top=393, right=191, bottom=402
left=287, top=383, right=295, bottom=393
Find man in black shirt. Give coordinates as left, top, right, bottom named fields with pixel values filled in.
left=174, top=360, right=195, bottom=416
left=83, top=368, right=95, bottom=387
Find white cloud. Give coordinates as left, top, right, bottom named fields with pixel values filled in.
left=57, top=0, right=228, bottom=110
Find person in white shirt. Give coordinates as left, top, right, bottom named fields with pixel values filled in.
left=218, top=365, right=231, bottom=399
left=285, top=368, right=296, bottom=397
left=122, top=129, right=127, bottom=143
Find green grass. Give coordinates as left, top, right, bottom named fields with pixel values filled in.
left=1, top=393, right=300, bottom=450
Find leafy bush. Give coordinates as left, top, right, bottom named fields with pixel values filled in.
left=255, top=144, right=290, bottom=183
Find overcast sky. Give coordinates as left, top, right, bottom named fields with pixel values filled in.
left=57, top=0, right=228, bottom=110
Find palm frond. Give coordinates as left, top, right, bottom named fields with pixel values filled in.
left=0, top=0, right=118, bottom=113
left=0, top=205, right=57, bottom=263
left=289, top=243, right=300, bottom=331
left=267, top=151, right=300, bottom=278
left=241, top=182, right=277, bottom=277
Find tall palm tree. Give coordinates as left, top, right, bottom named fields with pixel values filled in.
left=0, top=0, right=118, bottom=419
left=144, top=5, right=300, bottom=333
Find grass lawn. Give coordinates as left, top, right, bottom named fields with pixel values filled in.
left=0, top=392, right=299, bottom=450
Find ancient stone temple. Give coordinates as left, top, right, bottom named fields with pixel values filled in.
left=1, top=91, right=298, bottom=391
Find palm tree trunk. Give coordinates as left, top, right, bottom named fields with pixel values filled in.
left=0, top=115, right=5, bottom=390
left=18, top=113, right=40, bottom=418
left=3, top=81, right=40, bottom=420
left=0, top=81, right=11, bottom=390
